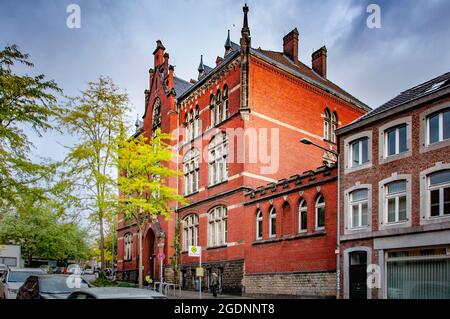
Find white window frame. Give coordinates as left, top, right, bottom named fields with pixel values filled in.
left=298, top=199, right=308, bottom=233
left=385, top=125, right=408, bottom=157
left=427, top=111, right=450, bottom=145
left=420, top=163, right=450, bottom=225
left=344, top=184, right=372, bottom=235
left=269, top=206, right=276, bottom=238
left=349, top=189, right=369, bottom=229
left=350, top=138, right=369, bottom=167
left=379, top=174, right=412, bottom=230
left=420, top=102, right=450, bottom=154
left=344, top=131, right=372, bottom=174
left=208, top=133, right=228, bottom=186
left=183, top=148, right=200, bottom=195
left=183, top=214, right=199, bottom=251
left=208, top=206, right=227, bottom=247
left=315, top=195, right=326, bottom=231
left=379, top=117, right=412, bottom=165
left=324, top=109, right=331, bottom=141
left=428, top=171, right=450, bottom=218
left=256, top=210, right=263, bottom=240
left=385, top=180, right=407, bottom=224
left=331, top=112, right=337, bottom=143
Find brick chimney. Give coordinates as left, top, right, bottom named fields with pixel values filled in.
left=283, top=28, right=299, bottom=62
left=163, top=52, right=169, bottom=75
left=153, top=40, right=165, bottom=67
left=168, top=65, right=174, bottom=90
left=312, top=46, right=327, bottom=78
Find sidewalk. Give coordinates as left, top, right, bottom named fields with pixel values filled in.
left=166, top=289, right=250, bottom=299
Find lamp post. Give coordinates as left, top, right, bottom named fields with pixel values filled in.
left=300, top=138, right=341, bottom=299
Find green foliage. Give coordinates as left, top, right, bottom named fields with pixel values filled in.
left=58, top=76, right=130, bottom=269
left=118, top=129, right=186, bottom=225
left=0, top=44, right=62, bottom=206
left=0, top=193, right=90, bottom=261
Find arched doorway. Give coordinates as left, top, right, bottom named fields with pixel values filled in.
left=143, top=228, right=156, bottom=283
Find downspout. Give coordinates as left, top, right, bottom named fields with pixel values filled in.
left=336, top=154, right=341, bottom=299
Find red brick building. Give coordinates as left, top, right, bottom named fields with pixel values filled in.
left=116, top=5, right=369, bottom=297
left=336, top=72, right=450, bottom=299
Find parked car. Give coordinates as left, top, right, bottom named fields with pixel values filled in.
left=66, top=264, right=82, bottom=275
left=16, top=274, right=90, bottom=299
left=67, top=287, right=167, bottom=299
left=0, top=268, right=46, bottom=299
left=82, top=268, right=94, bottom=275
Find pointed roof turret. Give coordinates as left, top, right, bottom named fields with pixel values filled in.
left=225, top=29, right=232, bottom=50
left=242, top=3, right=250, bottom=37
left=198, top=55, right=205, bottom=79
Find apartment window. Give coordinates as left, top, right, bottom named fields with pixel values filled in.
left=183, top=214, right=199, bottom=250
left=124, top=233, right=133, bottom=261
left=386, top=125, right=408, bottom=156
left=315, top=195, right=326, bottom=230
left=269, top=206, right=276, bottom=238
left=428, top=170, right=450, bottom=218
left=183, top=148, right=200, bottom=195
left=208, top=206, right=227, bottom=247
left=256, top=210, right=263, bottom=240
left=298, top=199, right=308, bottom=232
left=385, top=180, right=408, bottom=223
left=350, top=138, right=369, bottom=167
left=208, top=133, right=228, bottom=186
left=427, top=109, right=450, bottom=145
left=349, top=189, right=369, bottom=228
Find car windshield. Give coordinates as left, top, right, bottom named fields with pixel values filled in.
left=8, top=271, right=44, bottom=283
left=39, top=276, right=89, bottom=294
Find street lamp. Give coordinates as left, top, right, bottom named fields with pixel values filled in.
left=300, top=137, right=341, bottom=299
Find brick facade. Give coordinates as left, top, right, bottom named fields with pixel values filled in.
left=117, top=5, right=368, bottom=297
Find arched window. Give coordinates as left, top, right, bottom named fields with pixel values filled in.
left=152, top=98, right=162, bottom=137
left=183, top=214, right=199, bottom=251
left=215, top=90, right=222, bottom=124
left=349, top=189, right=369, bottom=228
left=269, top=206, right=276, bottom=238
left=183, top=148, right=200, bottom=195
left=208, top=132, right=228, bottom=186
left=331, top=112, right=338, bottom=143
left=298, top=199, right=308, bottom=232
left=222, top=86, right=228, bottom=122
left=324, top=108, right=331, bottom=141
left=315, top=195, right=326, bottom=230
left=124, top=233, right=133, bottom=261
left=256, top=209, right=263, bottom=240
left=210, top=94, right=216, bottom=126
left=208, top=206, right=227, bottom=247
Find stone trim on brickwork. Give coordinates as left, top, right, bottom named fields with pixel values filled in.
left=343, top=246, right=372, bottom=299
left=419, top=101, right=450, bottom=154
left=378, top=116, right=412, bottom=165
left=343, top=183, right=372, bottom=235
left=343, top=130, right=373, bottom=175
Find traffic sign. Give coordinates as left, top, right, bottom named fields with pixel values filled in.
left=157, top=252, right=165, bottom=260
left=196, top=267, right=204, bottom=277
left=188, top=245, right=201, bottom=257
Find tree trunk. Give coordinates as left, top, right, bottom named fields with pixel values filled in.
left=28, top=252, right=32, bottom=267
left=99, top=212, right=105, bottom=271
left=138, top=226, right=143, bottom=288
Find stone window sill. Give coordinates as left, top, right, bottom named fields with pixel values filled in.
left=252, top=231, right=326, bottom=246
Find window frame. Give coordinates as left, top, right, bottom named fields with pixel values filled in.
left=298, top=199, right=308, bottom=233
left=344, top=184, right=372, bottom=235
left=344, top=130, right=373, bottom=174
left=379, top=117, right=412, bottom=165
left=208, top=206, right=227, bottom=247
left=123, top=233, right=133, bottom=261
left=349, top=189, right=369, bottom=229
left=256, top=209, right=263, bottom=240
left=420, top=102, right=450, bottom=154
left=208, top=133, right=228, bottom=187
left=182, top=214, right=199, bottom=251
left=268, top=206, right=276, bottom=238
left=183, top=148, right=200, bottom=196
left=378, top=174, right=412, bottom=230
left=315, top=195, right=326, bottom=231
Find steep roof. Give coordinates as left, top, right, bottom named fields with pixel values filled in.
left=337, top=71, right=450, bottom=135
left=173, top=76, right=192, bottom=96
left=250, top=48, right=370, bottom=111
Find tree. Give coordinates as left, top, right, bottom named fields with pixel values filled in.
left=59, top=76, right=129, bottom=271
left=118, top=129, right=185, bottom=287
left=0, top=193, right=90, bottom=265
left=0, top=45, right=61, bottom=206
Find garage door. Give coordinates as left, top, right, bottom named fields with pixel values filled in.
left=386, top=248, right=450, bottom=299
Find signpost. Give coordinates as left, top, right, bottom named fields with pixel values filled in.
left=188, top=246, right=202, bottom=299
left=158, top=252, right=165, bottom=294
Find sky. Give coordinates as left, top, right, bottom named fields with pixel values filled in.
left=1, top=0, right=450, bottom=162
